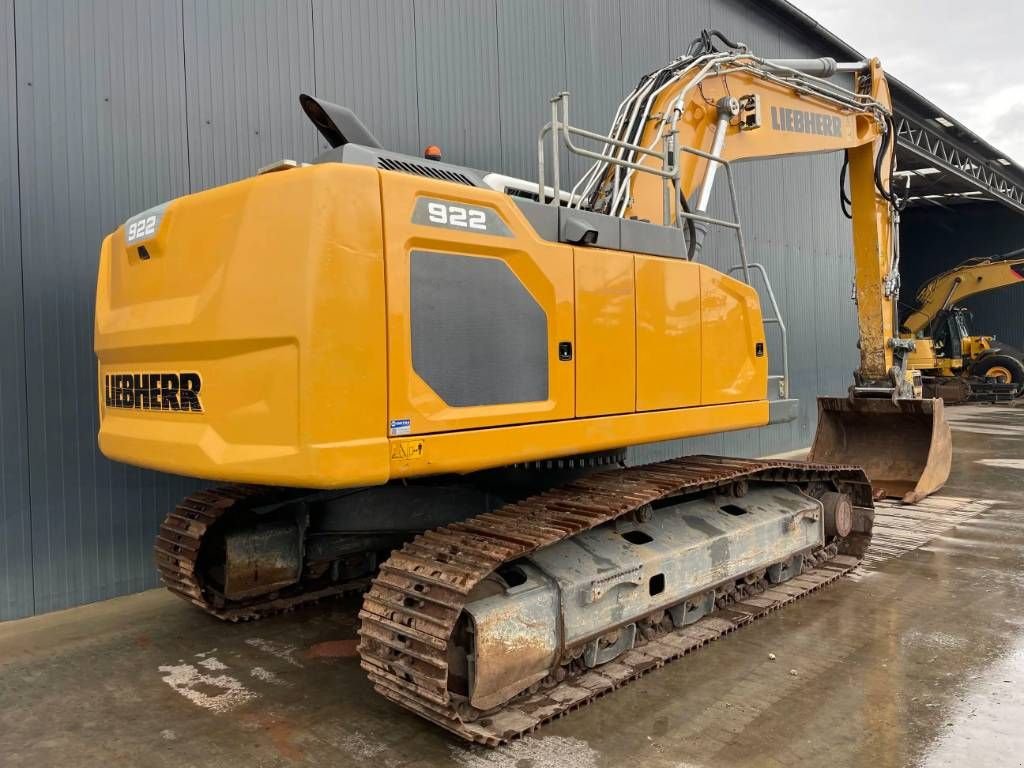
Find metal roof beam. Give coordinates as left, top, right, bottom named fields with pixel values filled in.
left=895, top=115, right=1024, bottom=215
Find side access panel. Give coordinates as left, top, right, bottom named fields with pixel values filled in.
left=381, top=172, right=575, bottom=436
left=635, top=256, right=702, bottom=410
left=700, top=266, right=767, bottom=405
left=574, top=248, right=635, bottom=417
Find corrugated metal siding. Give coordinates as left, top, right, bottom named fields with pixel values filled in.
left=496, top=0, right=567, bottom=181
left=12, top=0, right=199, bottom=617
left=3, top=0, right=1006, bottom=619
left=902, top=204, right=1024, bottom=350
left=562, top=0, right=622, bottom=181
left=0, top=0, right=33, bottom=620
left=619, top=1, right=672, bottom=82
left=412, top=0, right=501, bottom=171
left=312, top=0, right=421, bottom=156
left=183, top=0, right=318, bottom=190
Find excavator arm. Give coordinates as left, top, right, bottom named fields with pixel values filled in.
left=902, top=248, right=1024, bottom=336
left=572, top=43, right=949, bottom=500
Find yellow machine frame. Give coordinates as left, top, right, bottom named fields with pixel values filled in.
left=96, top=163, right=770, bottom=487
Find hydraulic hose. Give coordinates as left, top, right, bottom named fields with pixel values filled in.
left=840, top=151, right=853, bottom=219
left=839, top=116, right=906, bottom=220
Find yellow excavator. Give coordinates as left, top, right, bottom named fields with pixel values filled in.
left=94, top=30, right=951, bottom=743
left=901, top=249, right=1024, bottom=402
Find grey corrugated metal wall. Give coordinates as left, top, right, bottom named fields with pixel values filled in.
left=13, top=0, right=201, bottom=619
left=901, top=204, right=1024, bottom=350
left=1, top=0, right=33, bottom=622
left=2, top=0, right=864, bottom=619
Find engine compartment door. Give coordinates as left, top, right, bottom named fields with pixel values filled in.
left=381, top=172, right=575, bottom=437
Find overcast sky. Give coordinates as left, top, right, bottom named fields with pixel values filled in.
left=794, top=0, right=1024, bottom=165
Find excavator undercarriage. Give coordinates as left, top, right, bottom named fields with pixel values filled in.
left=156, top=455, right=624, bottom=621
left=155, top=455, right=872, bottom=744
left=358, top=456, right=872, bottom=744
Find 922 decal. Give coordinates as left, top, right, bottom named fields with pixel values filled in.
left=126, top=215, right=157, bottom=242
left=426, top=201, right=487, bottom=230
left=123, top=202, right=168, bottom=245
left=412, top=197, right=512, bottom=237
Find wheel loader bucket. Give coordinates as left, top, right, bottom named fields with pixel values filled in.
left=807, top=397, right=952, bottom=504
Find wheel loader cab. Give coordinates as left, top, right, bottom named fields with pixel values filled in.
left=933, top=308, right=974, bottom=360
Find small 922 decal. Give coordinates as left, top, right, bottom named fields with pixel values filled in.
left=124, top=202, right=168, bottom=245
left=389, top=418, right=412, bottom=436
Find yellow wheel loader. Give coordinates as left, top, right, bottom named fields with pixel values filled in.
left=94, top=29, right=951, bottom=743
left=901, top=249, right=1024, bottom=402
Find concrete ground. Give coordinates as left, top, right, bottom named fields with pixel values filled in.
left=2, top=405, right=1024, bottom=768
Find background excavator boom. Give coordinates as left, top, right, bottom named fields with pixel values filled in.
left=902, top=247, right=1024, bottom=336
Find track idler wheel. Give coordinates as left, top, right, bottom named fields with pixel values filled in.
left=821, top=491, right=853, bottom=539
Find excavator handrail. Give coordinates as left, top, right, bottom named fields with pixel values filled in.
left=537, top=91, right=678, bottom=224
left=538, top=91, right=751, bottom=280
left=730, top=262, right=790, bottom=399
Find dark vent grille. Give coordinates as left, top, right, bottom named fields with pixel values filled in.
left=377, top=157, right=475, bottom=186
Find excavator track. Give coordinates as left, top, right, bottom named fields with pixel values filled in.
left=357, top=455, right=873, bottom=745
left=154, top=485, right=370, bottom=621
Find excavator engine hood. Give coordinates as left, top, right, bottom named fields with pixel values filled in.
left=808, top=397, right=952, bottom=504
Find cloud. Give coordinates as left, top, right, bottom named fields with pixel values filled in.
left=794, top=0, right=1024, bottom=164
left=991, top=103, right=1024, bottom=158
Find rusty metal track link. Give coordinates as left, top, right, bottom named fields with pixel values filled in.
left=357, top=455, right=872, bottom=745
left=154, top=485, right=367, bottom=622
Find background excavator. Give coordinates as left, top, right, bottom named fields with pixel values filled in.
left=901, top=249, right=1024, bottom=402
left=94, top=30, right=951, bottom=743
